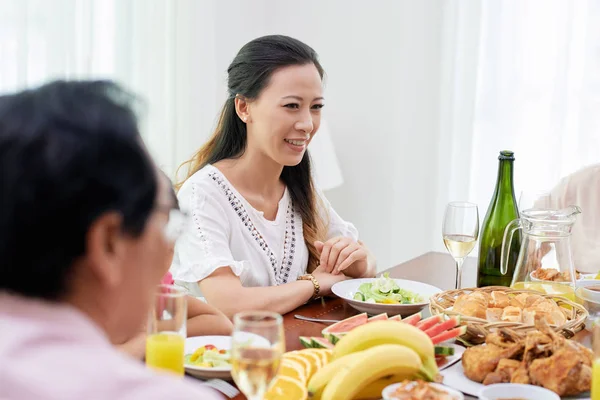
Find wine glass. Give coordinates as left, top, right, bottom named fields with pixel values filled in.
left=518, top=189, right=552, bottom=213
left=231, top=311, right=284, bottom=400
left=146, top=284, right=187, bottom=376
left=443, top=202, right=480, bottom=289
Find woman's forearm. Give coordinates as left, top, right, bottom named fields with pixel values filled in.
left=187, top=314, right=233, bottom=337
left=201, top=278, right=315, bottom=319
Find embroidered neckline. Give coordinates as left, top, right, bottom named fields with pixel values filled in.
left=209, top=171, right=296, bottom=285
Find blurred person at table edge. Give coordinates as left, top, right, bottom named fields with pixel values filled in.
left=171, top=35, right=376, bottom=318
left=533, top=163, right=600, bottom=274
left=0, top=81, right=222, bottom=400
left=117, top=172, right=232, bottom=360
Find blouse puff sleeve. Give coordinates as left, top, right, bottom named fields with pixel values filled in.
left=170, top=182, right=248, bottom=284
left=317, top=189, right=360, bottom=241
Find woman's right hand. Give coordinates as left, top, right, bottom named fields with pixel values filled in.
left=312, top=265, right=348, bottom=296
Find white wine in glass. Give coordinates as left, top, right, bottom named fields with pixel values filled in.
left=443, top=234, right=477, bottom=259
left=231, top=311, right=284, bottom=400
left=443, top=202, right=479, bottom=289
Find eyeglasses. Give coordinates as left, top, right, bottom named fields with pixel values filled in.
left=156, top=205, right=190, bottom=243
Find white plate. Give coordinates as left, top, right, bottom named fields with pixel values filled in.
left=184, top=336, right=233, bottom=380
left=184, top=333, right=270, bottom=380
left=442, top=361, right=590, bottom=399
left=331, top=278, right=443, bottom=316
left=530, top=271, right=593, bottom=283
left=437, top=343, right=465, bottom=372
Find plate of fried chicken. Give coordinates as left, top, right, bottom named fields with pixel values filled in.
left=442, top=318, right=592, bottom=399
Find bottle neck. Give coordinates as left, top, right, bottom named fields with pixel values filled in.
left=494, top=160, right=515, bottom=200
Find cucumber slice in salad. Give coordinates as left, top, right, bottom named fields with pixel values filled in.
left=353, top=292, right=366, bottom=301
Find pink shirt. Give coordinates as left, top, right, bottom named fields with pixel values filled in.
left=0, top=293, right=223, bottom=400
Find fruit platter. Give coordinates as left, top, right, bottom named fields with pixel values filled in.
left=264, top=312, right=466, bottom=400
left=331, top=275, right=443, bottom=316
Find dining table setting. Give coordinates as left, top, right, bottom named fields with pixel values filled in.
left=143, top=152, right=600, bottom=400
left=164, top=251, right=593, bottom=400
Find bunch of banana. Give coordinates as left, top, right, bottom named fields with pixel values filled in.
left=307, top=321, right=439, bottom=400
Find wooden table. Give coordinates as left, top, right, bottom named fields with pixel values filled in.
left=230, top=252, right=590, bottom=399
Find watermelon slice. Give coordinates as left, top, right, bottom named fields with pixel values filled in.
left=431, top=326, right=468, bottom=345
left=401, top=312, right=421, bottom=326
left=388, top=315, right=402, bottom=321
left=299, top=336, right=313, bottom=348
left=327, top=332, right=346, bottom=345
left=423, top=316, right=461, bottom=338
left=311, top=337, right=334, bottom=349
left=416, top=315, right=443, bottom=331
left=367, top=313, right=389, bottom=322
left=321, top=313, right=368, bottom=340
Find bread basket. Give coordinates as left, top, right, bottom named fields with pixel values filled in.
left=429, top=286, right=588, bottom=345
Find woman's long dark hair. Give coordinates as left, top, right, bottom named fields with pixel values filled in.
left=176, top=35, right=326, bottom=272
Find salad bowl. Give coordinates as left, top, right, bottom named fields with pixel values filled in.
left=331, top=275, right=443, bottom=316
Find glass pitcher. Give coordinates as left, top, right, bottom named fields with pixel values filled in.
left=500, top=205, right=582, bottom=299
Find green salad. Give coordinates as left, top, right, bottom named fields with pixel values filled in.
left=353, top=273, right=423, bottom=304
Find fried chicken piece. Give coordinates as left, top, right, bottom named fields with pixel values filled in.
left=483, top=359, right=522, bottom=385
left=529, top=342, right=593, bottom=396
left=522, top=330, right=553, bottom=363
left=462, top=343, right=523, bottom=383
left=510, top=365, right=531, bottom=384
left=485, top=329, right=521, bottom=349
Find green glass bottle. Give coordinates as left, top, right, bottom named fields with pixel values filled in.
left=477, top=150, right=521, bottom=287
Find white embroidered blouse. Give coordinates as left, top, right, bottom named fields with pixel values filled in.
left=170, top=165, right=359, bottom=296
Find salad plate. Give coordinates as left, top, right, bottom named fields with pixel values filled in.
left=184, top=333, right=269, bottom=380
left=331, top=274, right=443, bottom=316
left=184, top=335, right=233, bottom=380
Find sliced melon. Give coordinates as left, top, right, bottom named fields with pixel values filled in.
left=321, top=313, right=368, bottom=341
left=326, top=332, right=346, bottom=345
left=401, top=312, right=422, bottom=326
left=367, top=313, right=389, bottom=322
left=388, top=314, right=403, bottom=321
left=310, top=337, right=334, bottom=349
left=431, top=326, right=468, bottom=345
left=299, top=336, right=313, bottom=348
left=416, top=314, right=443, bottom=331
left=423, top=316, right=461, bottom=338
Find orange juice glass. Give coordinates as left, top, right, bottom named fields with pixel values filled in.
left=146, top=284, right=187, bottom=376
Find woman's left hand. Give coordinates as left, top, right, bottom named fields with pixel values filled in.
left=315, top=237, right=369, bottom=275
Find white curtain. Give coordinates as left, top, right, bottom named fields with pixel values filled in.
left=0, top=0, right=218, bottom=177
left=436, top=0, right=600, bottom=252
left=0, top=0, right=344, bottom=188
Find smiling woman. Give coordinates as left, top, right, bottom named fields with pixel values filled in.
left=170, top=35, right=376, bottom=318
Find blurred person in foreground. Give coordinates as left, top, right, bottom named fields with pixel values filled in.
left=117, top=172, right=233, bottom=360
left=0, top=80, right=222, bottom=400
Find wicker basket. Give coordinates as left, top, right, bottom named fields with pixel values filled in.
left=429, top=286, right=588, bottom=345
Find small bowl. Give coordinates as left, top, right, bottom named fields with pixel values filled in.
left=478, top=383, right=559, bottom=400
left=575, top=286, right=600, bottom=328
left=382, top=382, right=464, bottom=400
left=576, top=280, right=600, bottom=301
